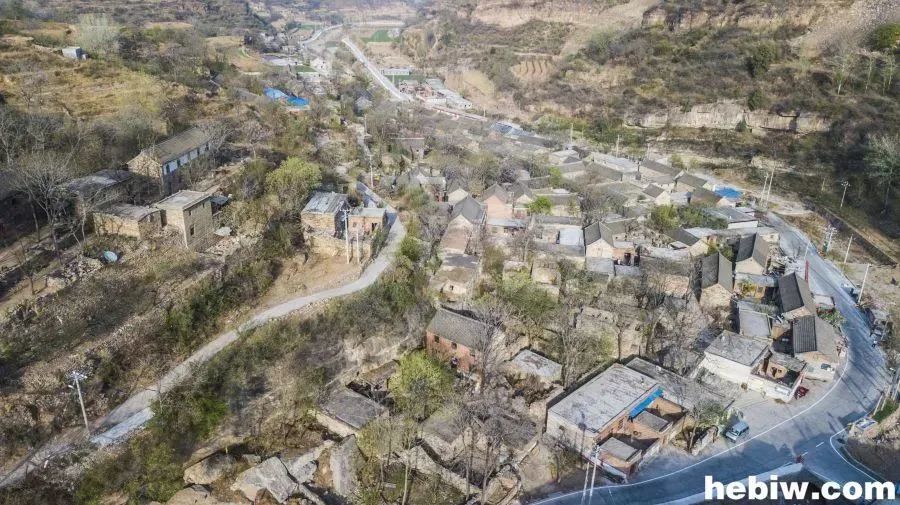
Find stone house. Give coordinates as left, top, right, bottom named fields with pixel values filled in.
left=778, top=273, right=816, bottom=320
left=642, top=184, right=671, bottom=206
left=127, top=127, right=214, bottom=196
left=584, top=219, right=637, bottom=265
left=699, top=253, right=733, bottom=309
left=152, top=190, right=215, bottom=250
left=348, top=206, right=387, bottom=236
left=734, top=234, right=770, bottom=275
left=478, top=183, right=514, bottom=220
left=93, top=204, right=163, bottom=240
left=791, top=316, right=839, bottom=381
left=639, top=159, right=683, bottom=181
left=665, top=228, right=709, bottom=257
left=301, top=191, right=350, bottom=237
left=65, top=169, right=135, bottom=217
left=689, top=187, right=731, bottom=207
left=425, top=307, right=495, bottom=373
left=446, top=180, right=469, bottom=205
left=440, top=196, right=486, bottom=257
left=675, top=173, right=711, bottom=193
left=430, top=254, right=479, bottom=303
left=698, top=330, right=770, bottom=386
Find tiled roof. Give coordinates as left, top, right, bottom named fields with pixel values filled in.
left=701, top=253, right=733, bottom=290
left=640, top=159, right=682, bottom=177
left=792, top=316, right=838, bottom=359
left=479, top=183, right=509, bottom=204
left=66, top=169, right=132, bottom=197
left=144, top=127, right=211, bottom=164
left=678, top=173, right=708, bottom=189
left=735, top=234, right=770, bottom=268
left=643, top=184, right=666, bottom=198
left=302, top=191, right=348, bottom=215
left=778, top=273, right=815, bottom=315
left=666, top=228, right=701, bottom=247
left=427, top=307, right=492, bottom=349
left=450, top=195, right=486, bottom=225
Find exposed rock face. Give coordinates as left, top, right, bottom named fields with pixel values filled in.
left=626, top=101, right=830, bottom=134
left=330, top=436, right=362, bottom=497
left=166, top=485, right=243, bottom=505
left=282, top=441, right=334, bottom=483
left=184, top=453, right=236, bottom=485
left=470, top=0, right=657, bottom=28
left=230, top=457, right=298, bottom=503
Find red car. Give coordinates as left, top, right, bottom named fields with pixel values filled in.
left=795, top=386, right=809, bottom=399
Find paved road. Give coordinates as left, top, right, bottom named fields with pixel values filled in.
left=341, top=38, right=409, bottom=102
left=530, top=213, right=888, bottom=504
left=0, top=190, right=405, bottom=486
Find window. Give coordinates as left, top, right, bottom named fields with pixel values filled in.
left=450, top=342, right=457, bottom=350
left=433, top=335, right=439, bottom=343
left=189, top=225, right=195, bottom=236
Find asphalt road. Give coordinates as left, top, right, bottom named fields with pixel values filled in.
left=530, top=213, right=888, bottom=505
left=341, top=38, right=409, bottom=102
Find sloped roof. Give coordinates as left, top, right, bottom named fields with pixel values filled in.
left=450, top=195, right=486, bottom=225
left=735, top=234, right=770, bottom=268
left=792, top=316, right=838, bottom=360
left=447, top=179, right=467, bottom=194
left=302, top=191, right=348, bottom=215
left=691, top=187, right=725, bottom=206
left=427, top=307, right=492, bottom=349
left=641, top=159, right=682, bottom=177
left=510, top=181, right=535, bottom=202
left=66, top=169, right=132, bottom=197
left=479, top=183, right=509, bottom=204
left=705, top=330, right=769, bottom=367
left=778, top=273, right=815, bottom=315
left=588, top=163, right=626, bottom=182
left=666, top=228, right=701, bottom=247
left=678, top=173, right=708, bottom=189
left=643, top=184, right=667, bottom=198
left=701, top=253, right=733, bottom=290
left=144, top=127, right=211, bottom=164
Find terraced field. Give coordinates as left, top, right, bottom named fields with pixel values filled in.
left=511, top=56, right=555, bottom=83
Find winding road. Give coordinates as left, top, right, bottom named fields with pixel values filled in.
left=530, top=212, right=888, bottom=504
left=0, top=186, right=405, bottom=486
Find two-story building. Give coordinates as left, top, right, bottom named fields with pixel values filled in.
left=152, top=190, right=215, bottom=250
left=301, top=191, right=350, bottom=237
left=425, top=307, right=495, bottom=373
left=127, top=127, right=214, bottom=196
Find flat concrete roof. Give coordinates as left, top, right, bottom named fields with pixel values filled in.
left=508, top=350, right=562, bottom=381
left=704, top=330, right=769, bottom=367
left=548, top=364, right=658, bottom=436
left=319, top=387, right=386, bottom=430
left=153, top=190, right=210, bottom=210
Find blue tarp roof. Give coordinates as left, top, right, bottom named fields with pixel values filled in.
left=264, top=88, right=308, bottom=107
left=715, top=187, right=742, bottom=199
left=629, top=387, right=663, bottom=419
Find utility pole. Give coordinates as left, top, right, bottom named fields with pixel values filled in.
left=843, top=236, right=854, bottom=264
left=765, top=169, right=775, bottom=206
left=587, top=446, right=599, bottom=505
left=614, top=134, right=620, bottom=157
left=840, top=181, right=850, bottom=209
left=68, top=371, right=89, bottom=434
left=858, top=264, right=870, bottom=303
left=355, top=229, right=361, bottom=264
left=761, top=171, right=771, bottom=206
left=824, top=225, right=837, bottom=254
left=342, top=208, right=351, bottom=263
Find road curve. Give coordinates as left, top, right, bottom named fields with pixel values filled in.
left=529, top=213, right=888, bottom=505
left=0, top=190, right=406, bottom=486
left=341, top=38, right=409, bottom=102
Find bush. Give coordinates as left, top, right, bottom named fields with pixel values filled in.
left=747, top=89, right=767, bottom=111
left=874, top=400, right=898, bottom=422
left=399, top=236, right=423, bottom=263
left=869, top=23, right=900, bottom=52
left=746, top=43, right=777, bottom=77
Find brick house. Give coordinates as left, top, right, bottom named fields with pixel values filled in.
left=478, top=183, right=513, bottom=220
left=301, top=191, right=350, bottom=237
left=127, top=127, right=214, bottom=196
left=778, top=272, right=816, bottom=320
left=152, top=190, right=215, bottom=250
left=425, top=307, right=494, bottom=373
left=93, top=204, right=163, bottom=240
left=584, top=219, right=637, bottom=265
left=348, top=206, right=388, bottom=236
left=699, top=253, right=733, bottom=309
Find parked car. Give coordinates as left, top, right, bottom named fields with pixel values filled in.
left=795, top=386, right=809, bottom=399
left=724, top=420, right=750, bottom=442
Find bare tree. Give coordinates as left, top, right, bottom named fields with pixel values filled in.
left=466, top=299, right=511, bottom=390
left=548, top=308, right=600, bottom=387
left=828, top=44, right=857, bottom=95
left=75, top=13, right=120, bottom=57
left=883, top=55, right=896, bottom=94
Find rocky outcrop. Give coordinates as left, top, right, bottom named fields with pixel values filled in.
left=230, top=457, right=298, bottom=503
left=282, top=441, right=334, bottom=483
left=330, top=436, right=362, bottom=497
left=166, top=485, right=243, bottom=505
left=183, top=453, right=235, bottom=485
left=626, top=101, right=829, bottom=134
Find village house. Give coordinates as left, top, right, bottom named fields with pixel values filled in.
left=699, top=253, right=733, bottom=309
left=642, top=184, right=671, bottom=206
left=665, top=228, right=710, bottom=256
left=791, top=316, right=840, bottom=381
left=348, top=206, right=388, bottom=236
left=301, top=191, right=350, bottom=237
left=446, top=180, right=469, bottom=204
left=639, top=159, right=683, bottom=182
left=479, top=183, right=514, bottom=220
left=430, top=254, right=480, bottom=303
left=65, top=169, right=135, bottom=217
left=584, top=219, right=637, bottom=265
left=703, top=207, right=759, bottom=229
left=510, top=182, right=535, bottom=218
left=546, top=364, right=687, bottom=479
left=698, top=330, right=770, bottom=386
left=548, top=149, right=580, bottom=165
left=395, top=167, right=445, bottom=200
left=93, top=204, right=163, bottom=240
left=505, top=350, right=562, bottom=386
left=734, top=272, right=776, bottom=300
left=738, top=307, right=773, bottom=339
left=734, top=234, right=771, bottom=275
left=557, top=160, right=588, bottom=180
left=127, top=126, right=214, bottom=196
left=589, top=153, right=639, bottom=181
left=626, top=357, right=733, bottom=413
left=315, top=386, right=388, bottom=437
left=152, top=190, right=215, bottom=250
left=531, top=215, right=582, bottom=243
left=778, top=272, right=816, bottom=320
left=440, top=196, right=485, bottom=257
left=425, top=307, right=497, bottom=373
left=689, top=187, right=731, bottom=207
left=675, top=173, right=711, bottom=193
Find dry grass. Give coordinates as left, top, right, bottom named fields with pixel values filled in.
left=0, top=41, right=187, bottom=119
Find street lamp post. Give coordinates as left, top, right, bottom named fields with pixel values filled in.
left=840, top=181, right=850, bottom=209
